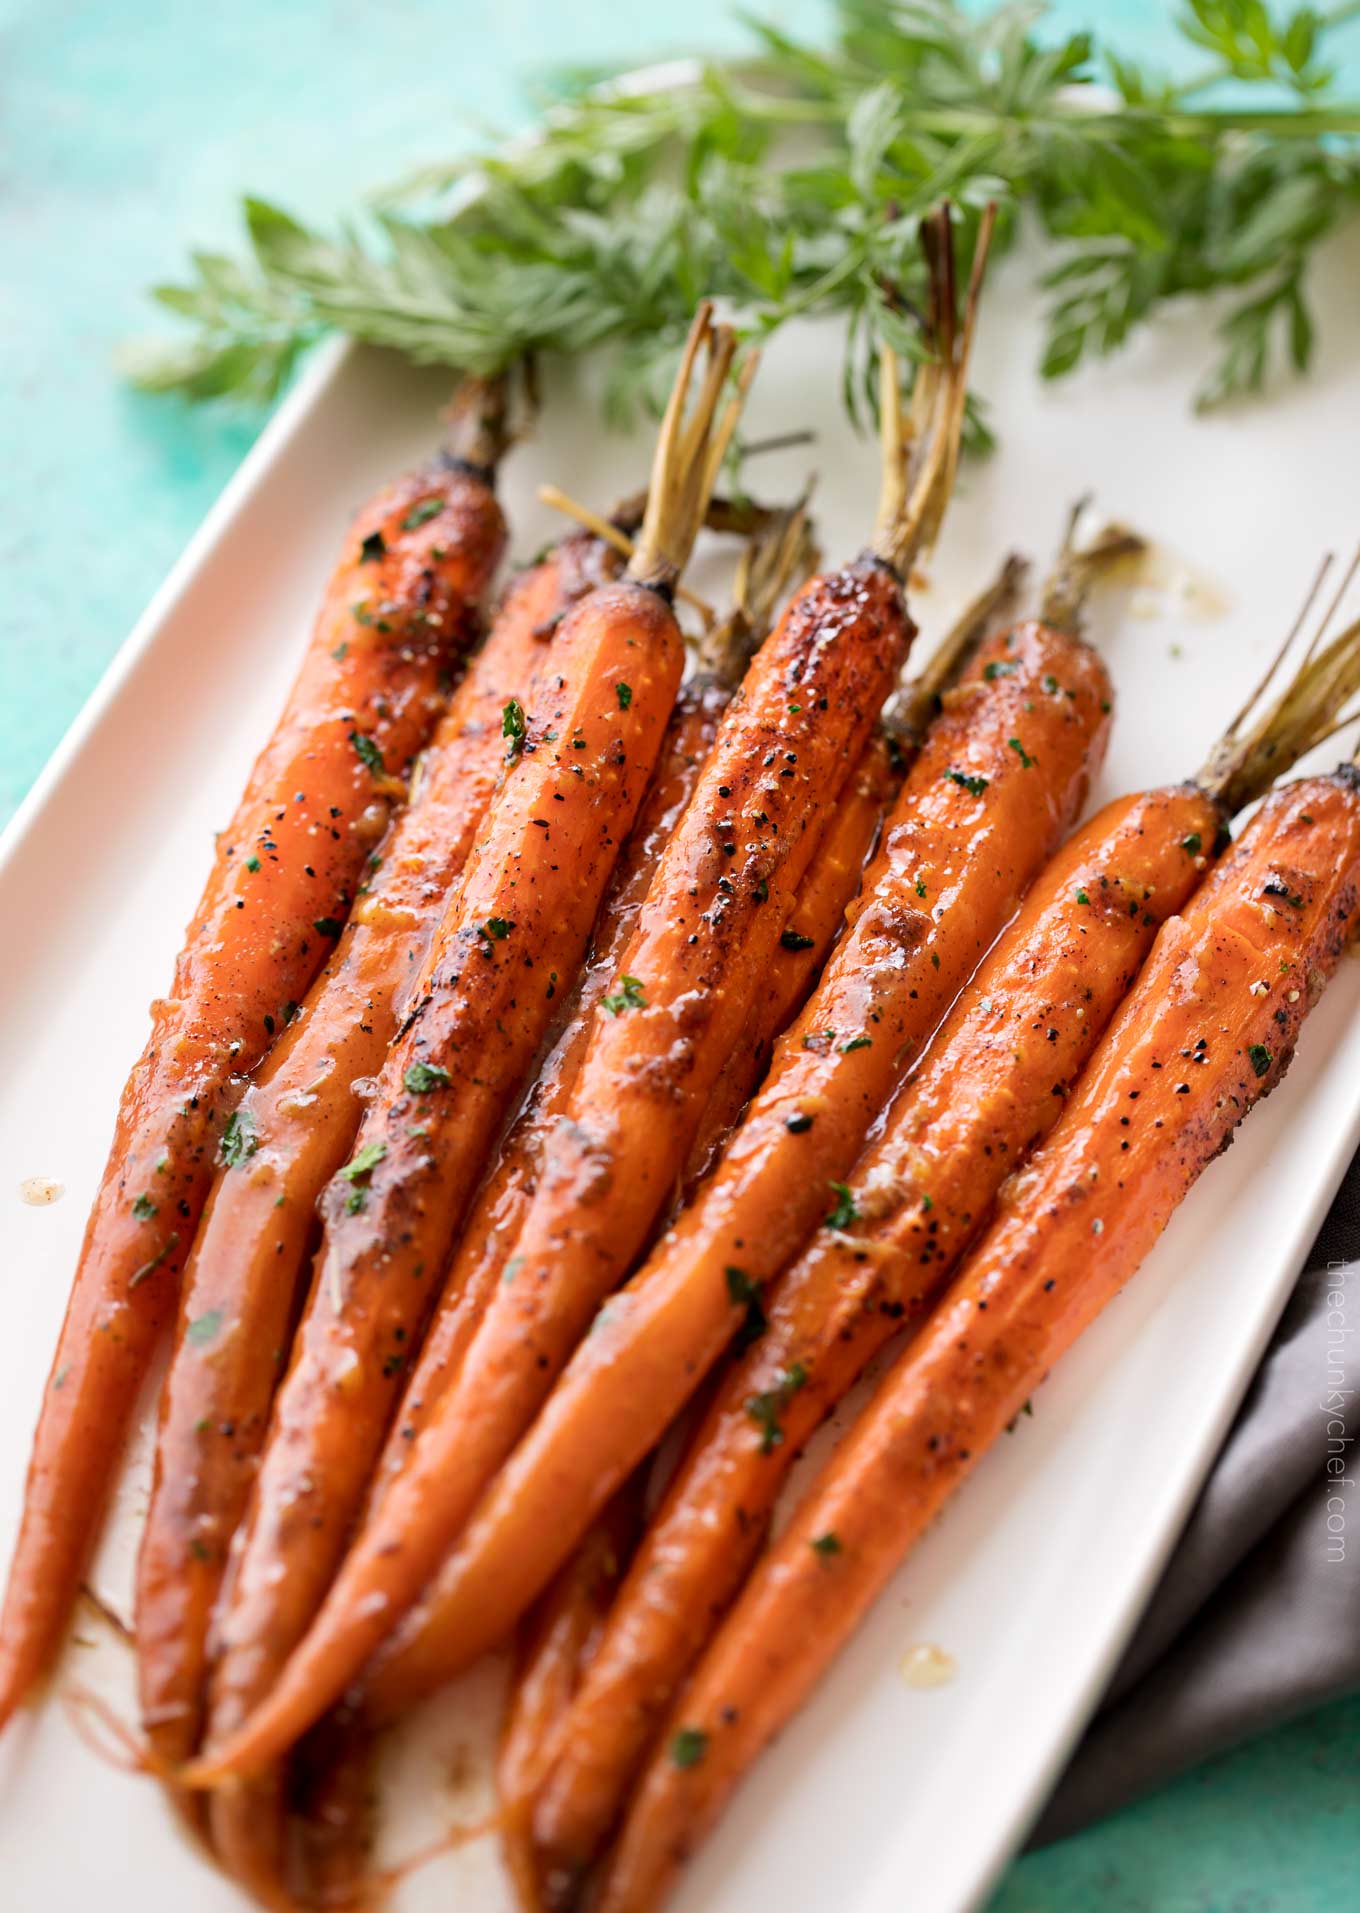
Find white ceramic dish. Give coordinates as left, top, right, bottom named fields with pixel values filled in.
left=3, top=202, right=1360, bottom=1912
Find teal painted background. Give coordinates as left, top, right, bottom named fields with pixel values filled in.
left=3, top=1, right=1358, bottom=1906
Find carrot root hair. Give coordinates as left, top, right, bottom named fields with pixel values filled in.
left=60, top=1682, right=179, bottom=1781
left=1201, top=546, right=1360, bottom=812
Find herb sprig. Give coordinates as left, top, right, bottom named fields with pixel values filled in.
left=125, top=0, right=1360, bottom=428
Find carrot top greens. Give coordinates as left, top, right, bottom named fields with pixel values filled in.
left=125, top=0, right=1360, bottom=430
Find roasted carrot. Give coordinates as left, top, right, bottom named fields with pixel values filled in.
left=366, top=505, right=818, bottom=1502
left=203, top=497, right=797, bottom=1909
left=498, top=1476, right=646, bottom=1913
left=133, top=528, right=617, bottom=1786
left=188, top=208, right=997, bottom=1776
left=182, top=309, right=748, bottom=1837
left=0, top=382, right=509, bottom=1732
left=530, top=587, right=1360, bottom=1888
left=682, top=555, right=1026, bottom=1193
left=357, top=522, right=1109, bottom=1726
left=600, top=750, right=1360, bottom=1912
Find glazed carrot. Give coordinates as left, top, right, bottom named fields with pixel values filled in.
left=682, top=555, right=1026, bottom=1194
left=0, top=383, right=509, bottom=1732
left=132, top=529, right=617, bottom=1782
left=359, top=531, right=1109, bottom=1725
left=189, top=209, right=998, bottom=1776
left=183, top=309, right=748, bottom=1833
left=600, top=756, right=1360, bottom=1912
left=202, top=498, right=791, bottom=1913
left=530, top=585, right=1360, bottom=1884
left=498, top=1477, right=646, bottom=1913
left=367, top=507, right=818, bottom=1499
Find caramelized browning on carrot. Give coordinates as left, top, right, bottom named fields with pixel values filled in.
left=358, top=618, right=1111, bottom=1726
left=200, top=552, right=915, bottom=1772
left=599, top=771, right=1360, bottom=1913
left=0, top=443, right=506, bottom=1730
left=530, top=785, right=1214, bottom=1881
left=134, top=534, right=611, bottom=1775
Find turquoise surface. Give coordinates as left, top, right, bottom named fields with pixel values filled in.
left=3, top=1, right=1358, bottom=1907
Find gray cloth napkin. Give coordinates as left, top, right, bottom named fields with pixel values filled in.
left=1029, top=1176, right=1360, bottom=1846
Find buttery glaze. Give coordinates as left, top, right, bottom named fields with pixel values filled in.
left=598, top=772, right=1360, bottom=1913
left=0, top=453, right=505, bottom=1732
left=18, top=1178, right=64, bottom=1207
left=899, top=1642, right=957, bottom=1688
left=134, top=534, right=611, bottom=1780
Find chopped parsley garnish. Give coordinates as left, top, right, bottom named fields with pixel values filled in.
left=339, top=1140, right=387, bottom=1183
left=313, top=916, right=343, bottom=938
left=359, top=529, right=386, bottom=563
left=670, top=1728, right=709, bottom=1769
left=726, top=1266, right=767, bottom=1349
left=839, top=1035, right=872, bottom=1053
left=1043, top=673, right=1060, bottom=693
left=745, top=1363, right=809, bottom=1453
left=616, top=682, right=633, bottom=710
left=245, top=854, right=261, bottom=873
left=1248, top=1043, right=1273, bottom=1078
left=1075, top=888, right=1091, bottom=906
left=350, top=730, right=385, bottom=775
left=502, top=697, right=526, bottom=753
left=132, top=1193, right=158, bottom=1221
left=825, top=1181, right=858, bottom=1230
left=983, top=659, right=1018, bottom=681
left=1008, top=737, right=1035, bottom=769
left=220, top=1108, right=259, bottom=1168
left=186, top=1309, right=223, bottom=1347
left=810, top=1531, right=842, bottom=1556
left=602, top=974, right=646, bottom=1015
left=404, top=1060, right=451, bottom=1094
left=480, top=917, right=512, bottom=942
left=401, top=497, right=444, bottom=530
left=129, top=1231, right=179, bottom=1289
left=944, top=768, right=989, bottom=797
left=1181, top=832, right=1202, bottom=854
left=915, top=878, right=927, bottom=898
left=780, top=929, right=815, bottom=951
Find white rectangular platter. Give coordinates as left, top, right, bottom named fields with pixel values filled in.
left=3, top=225, right=1359, bottom=1913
